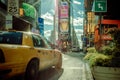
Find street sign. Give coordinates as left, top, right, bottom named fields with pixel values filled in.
left=94, top=0, right=107, bottom=12
left=7, top=0, right=19, bottom=15
left=5, top=15, right=12, bottom=29
left=38, top=17, right=44, bottom=36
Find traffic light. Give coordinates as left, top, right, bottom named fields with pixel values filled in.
left=19, top=8, right=24, bottom=16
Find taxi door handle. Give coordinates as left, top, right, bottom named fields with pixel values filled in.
left=38, top=50, right=41, bottom=53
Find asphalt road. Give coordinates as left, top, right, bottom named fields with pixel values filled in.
left=35, top=51, right=93, bottom=80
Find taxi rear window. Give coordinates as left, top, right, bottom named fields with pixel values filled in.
left=0, top=32, right=22, bottom=45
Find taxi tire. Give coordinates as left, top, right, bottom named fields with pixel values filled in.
left=25, top=60, right=39, bottom=80
left=55, top=55, right=62, bottom=69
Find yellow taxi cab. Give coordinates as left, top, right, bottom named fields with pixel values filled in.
left=0, top=30, right=62, bottom=80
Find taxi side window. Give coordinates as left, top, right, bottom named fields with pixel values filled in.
left=32, top=35, right=45, bottom=47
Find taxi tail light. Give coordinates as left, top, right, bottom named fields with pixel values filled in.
left=0, top=49, right=5, bottom=63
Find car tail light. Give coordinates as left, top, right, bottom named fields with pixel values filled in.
left=0, top=49, right=5, bottom=63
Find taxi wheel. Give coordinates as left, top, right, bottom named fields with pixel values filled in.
left=55, top=55, right=62, bottom=69
left=25, top=60, right=39, bottom=80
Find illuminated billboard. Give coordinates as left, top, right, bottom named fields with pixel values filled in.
left=60, top=19, right=69, bottom=32
left=60, top=1, right=69, bottom=19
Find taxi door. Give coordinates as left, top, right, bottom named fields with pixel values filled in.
left=32, top=34, right=54, bottom=69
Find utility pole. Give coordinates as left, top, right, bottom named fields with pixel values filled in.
left=99, top=12, right=102, bottom=51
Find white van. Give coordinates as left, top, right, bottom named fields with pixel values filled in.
left=72, top=46, right=80, bottom=52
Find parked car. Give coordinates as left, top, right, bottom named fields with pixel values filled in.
left=0, top=30, right=62, bottom=80
left=72, top=46, right=80, bottom=52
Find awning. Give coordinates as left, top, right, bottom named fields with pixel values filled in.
left=22, top=3, right=37, bottom=19
left=13, top=16, right=32, bottom=31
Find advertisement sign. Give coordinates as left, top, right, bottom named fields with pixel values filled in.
left=60, top=2, right=69, bottom=19
left=38, top=17, right=44, bottom=36
left=60, top=19, right=69, bottom=32
left=7, top=0, right=19, bottom=15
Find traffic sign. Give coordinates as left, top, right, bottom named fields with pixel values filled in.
left=93, top=0, right=107, bottom=12
left=7, top=0, right=19, bottom=15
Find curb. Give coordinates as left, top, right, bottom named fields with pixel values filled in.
left=84, top=63, right=94, bottom=80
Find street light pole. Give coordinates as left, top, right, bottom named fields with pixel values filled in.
left=99, top=12, right=102, bottom=51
